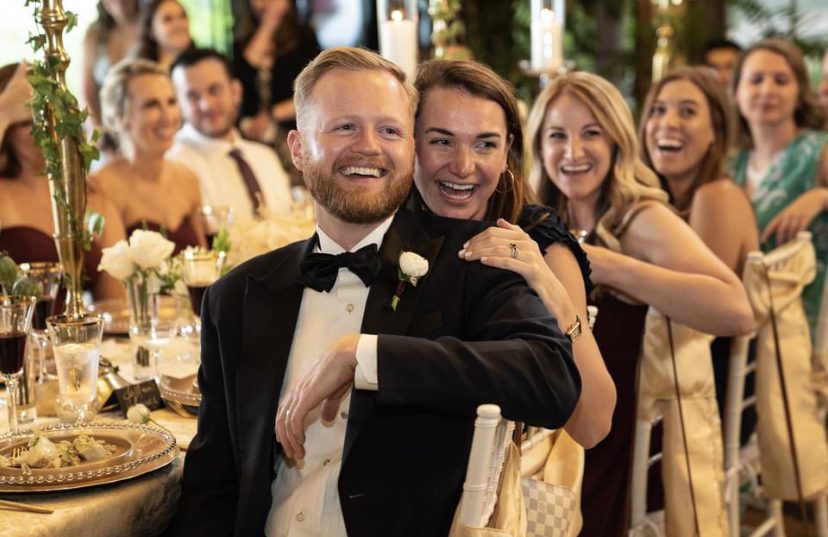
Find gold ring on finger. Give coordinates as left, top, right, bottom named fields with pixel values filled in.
left=509, top=242, right=518, bottom=260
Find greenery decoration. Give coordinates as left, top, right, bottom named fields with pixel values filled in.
left=24, top=0, right=102, bottom=247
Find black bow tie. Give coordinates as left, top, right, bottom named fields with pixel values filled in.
left=298, top=244, right=383, bottom=292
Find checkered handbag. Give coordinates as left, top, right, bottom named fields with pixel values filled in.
left=520, top=477, right=577, bottom=537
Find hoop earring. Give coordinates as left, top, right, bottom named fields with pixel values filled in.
left=496, top=168, right=515, bottom=194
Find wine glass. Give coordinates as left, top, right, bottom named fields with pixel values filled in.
left=181, top=250, right=226, bottom=321
left=0, top=295, right=36, bottom=434
left=199, top=205, right=233, bottom=246
left=19, top=262, right=62, bottom=378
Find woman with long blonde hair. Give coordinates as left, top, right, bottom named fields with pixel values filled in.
left=528, top=71, right=752, bottom=537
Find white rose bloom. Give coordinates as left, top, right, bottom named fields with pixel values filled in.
left=399, top=251, right=429, bottom=279
left=126, top=403, right=151, bottom=424
left=98, top=240, right=134, bottom=281
left=129, top=230, right=175, bottom=269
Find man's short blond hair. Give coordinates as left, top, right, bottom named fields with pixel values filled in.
left=293, top=47, right=419, bottom=130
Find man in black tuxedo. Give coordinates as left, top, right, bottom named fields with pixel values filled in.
left=172, top=47, right=580, bottom=537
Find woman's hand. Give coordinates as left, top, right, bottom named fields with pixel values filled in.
left=459, top=219, right=576, bottom=321
left=761, top=187, right=828, bottom=245
left=459, top=219, right=548, bottom=288
left=579, top=243, right=618, bottom=287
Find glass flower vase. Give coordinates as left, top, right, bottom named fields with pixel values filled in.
left=125, top=276, right=167, bottom=381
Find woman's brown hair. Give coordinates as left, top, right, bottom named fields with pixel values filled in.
left=732, top=38, right=826, bottom=148
left=414, top=59, right=533, bottom=223
left=639, top=65, right=735, bottom=214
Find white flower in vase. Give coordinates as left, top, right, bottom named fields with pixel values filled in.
left=98, top=240, right=134, bottom=281
left=128, top=230, right=176, bottom=270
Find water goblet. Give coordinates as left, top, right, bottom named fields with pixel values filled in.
left=0, top=295, right=36, bottom=434
left=181, top=250, right=226, bottom=321
left=46, top=315, right=105, bottom=424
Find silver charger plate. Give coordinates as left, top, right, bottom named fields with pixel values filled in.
left=159, top=374, right=201, bottom=417
left=0, top=421, right=178, bottom=492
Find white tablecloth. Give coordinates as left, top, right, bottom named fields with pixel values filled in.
left=0, top=337, right=200, bottom=537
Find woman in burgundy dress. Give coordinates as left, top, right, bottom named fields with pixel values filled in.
left=0, top=62, right=125, bottom=300
left=90, top=58, right=206, bottom=254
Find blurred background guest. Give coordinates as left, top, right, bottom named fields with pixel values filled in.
left=819, top=48, right=828, bottom=115
left=92, top=58, right=206, bottom=254
left=234, top=0, right=320, bottom=186
left=640, top=65, right=759, bottom=438
left=528, top=71, right=753, bottom=537
left=133, top=0, right=193, bottom=71
left=730, top=38, right=828, bottom=340
left=0, top=63, right=125, bottom=300
left=82, top=0, right=140, bottom=142
left=412, top=59, right=614, bottom=449
left=701, top=37, right=742, bottom=86
left=169, top=48, right=293, bottom=224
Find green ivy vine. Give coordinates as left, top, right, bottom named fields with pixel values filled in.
left=24, top=0, right=102, bottom=250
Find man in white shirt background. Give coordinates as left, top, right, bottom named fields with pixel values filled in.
left=171, top=47, right=579, bottom=537
left=168, top=48, right=293, bottom=223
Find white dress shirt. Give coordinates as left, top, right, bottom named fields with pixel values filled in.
left=264, top=217, right=391, bottom=537
left=167, top=123, right=293, bottom=219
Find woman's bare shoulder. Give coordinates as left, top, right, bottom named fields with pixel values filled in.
left=693, top=178, right=753, bottom=213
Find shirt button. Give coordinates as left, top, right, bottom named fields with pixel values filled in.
left=346, top=303, right=354, bottom=313
left=340, top=411, right=349, bottom=420
left=323, top=458, right=331, bottom=466
left=296, top=512, right=305, bottom=522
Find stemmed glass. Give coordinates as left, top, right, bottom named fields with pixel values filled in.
left=181, top=250, right=226, bottom=323
left=0, top=295, right=36, bottom=434
left=199, top=205, right=233, bottom=246
left=20, top=262, right=62, bottom=379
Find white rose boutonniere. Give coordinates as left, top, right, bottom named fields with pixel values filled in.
left=391, top=251, right=429, bottom=311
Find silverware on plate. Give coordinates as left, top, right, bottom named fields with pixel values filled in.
left=0, top=498, right=54, bottom=514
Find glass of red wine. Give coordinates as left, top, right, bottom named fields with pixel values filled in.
left=19, top=262, right=62, bottom=378
left=181, top=250, right=226, bottom=321
left=0, top=295, right=36, bottom=435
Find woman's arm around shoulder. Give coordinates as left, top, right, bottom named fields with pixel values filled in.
left=587, top=202, right=753, bottom=336
left=545, top=243, right=615, bottom=448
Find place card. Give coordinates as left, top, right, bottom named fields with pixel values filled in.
left=115, top=381, right=164, bottom=415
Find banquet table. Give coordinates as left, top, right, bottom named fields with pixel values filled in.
left=0, top=338, right=200, bottom=537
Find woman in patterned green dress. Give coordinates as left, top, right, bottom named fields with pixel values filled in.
left=731, top=38, right=828, bottom=339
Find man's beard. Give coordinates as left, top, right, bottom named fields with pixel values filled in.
left=195, top=110, right=234, bottom=138
left=302, top=150, right=413, bottom=224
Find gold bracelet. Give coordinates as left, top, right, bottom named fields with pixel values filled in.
left=565, top=315, right=582, bottom=343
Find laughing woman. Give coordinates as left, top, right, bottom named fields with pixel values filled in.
left=91, top=58, right=205, bottom=253
left=412, top=59, right=615, bottom=450
left=527, top=71, right=753, bottom=537
left=639, top=65, right=759, bottom=429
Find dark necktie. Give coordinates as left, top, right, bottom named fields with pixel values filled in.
left=228, top=148, right=264, bottom=213
left=298, top=244, right=383, bottom=292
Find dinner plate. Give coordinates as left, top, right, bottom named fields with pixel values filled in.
left=0, top=421, right=178, bottom=492
left=159, top=374, right=201, bottom=417
left=87, top=297, right=180, bottom=336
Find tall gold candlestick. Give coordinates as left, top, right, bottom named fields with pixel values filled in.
left=37, top=0, right=88, bottom=320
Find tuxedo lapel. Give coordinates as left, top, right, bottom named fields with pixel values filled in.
left=235, top=240, right=313, bottom=465
left=345, top=210, right=444, bottom=463
left=361, top=209, right=444, bottom=336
